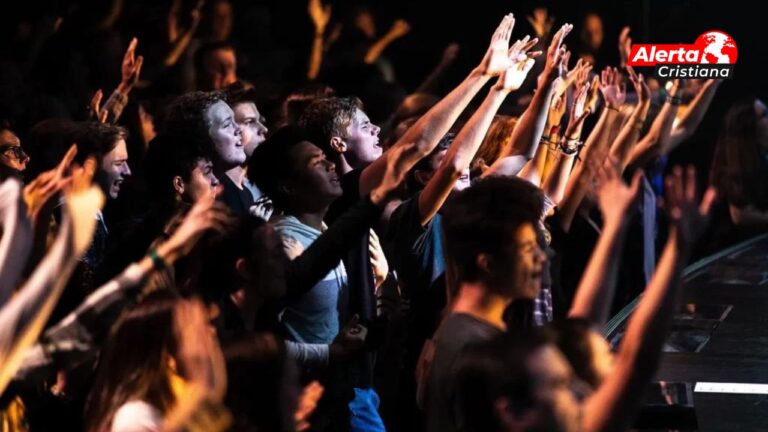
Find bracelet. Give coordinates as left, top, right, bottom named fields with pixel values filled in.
left=559, top=137, right=583, bottom=155
left=666, top=95, right=683, bottom=105
left=147, top=248, right=167, bottom=271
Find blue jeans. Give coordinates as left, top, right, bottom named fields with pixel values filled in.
left=349, top=387, right=385, bottom=431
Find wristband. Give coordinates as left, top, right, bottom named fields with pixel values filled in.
left=147, top=248, right=167, bottom=271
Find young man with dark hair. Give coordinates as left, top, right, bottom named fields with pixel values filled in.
left=164, top=91, right=252, bottom=215
left=249, top=125, right=407, bottom=431
left=224, top=88, right=269, bottom=202
left=423, top=176, right=547, bottom=432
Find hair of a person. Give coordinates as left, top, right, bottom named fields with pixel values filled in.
left=551, top=317, right=602, bottom=389
left=248, top=125, right=312, bottom=210
left=297, top=96, right=363, bottom=156
left=278, top=85, right=336, bottom=128
left=144, top=132, right=213, bottom=210
left=223, top=332, right=296, bottom=432
left=474, top=115, right=518, bottom=169
left=72, top=121, right=128, bottom=165
left=454, top=329, right=555, bottom=432
left=405, top=132, right=454, bottom=193
left=223, top=87, right=260, bottom=110
left=84, top=297, right=180, bottom=432
left=710, top=96, right=768, bottom=210
left=193, top=41, right=236, bottom=75
left=160, top=91, right=225, bottom=156
left=24, top=118, right=79, bottom=180
left=441, top=176, right=544, bottom=287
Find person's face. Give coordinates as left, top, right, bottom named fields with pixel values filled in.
left=420, top=147, right=470, bottom=192
left=754, top=100, right=768, bottom=149
left=233, top=102, right=268, bottom=159
left=355, top=11, right=376, bottom=38
left=526, top=346, right=582, bottom=432
left=205, top=100, right=245, bottom=168
left=288, top=142, right=343, bottom=206
left=203, top=48, right=237, bottom=90
left=182, top=159, right=219, bottom=202
left=583, top=14, right=604, bottom=51
left=101, top=139, right=131, bottom=199
left=343, top=109, right=381, bottom=168
left=0, top=130, right=29, bottom=172
left=510, top=222, right=547, bottom=299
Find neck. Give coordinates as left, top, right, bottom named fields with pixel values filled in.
left=451, top=281, right=512, bottom=331
left=232, top=287, right=261, bottom=331
left=293, top=207, right=329, bottom=231
left=225, top=165, right=247, bottom=189
left=336, top=155, right=354, bottom=175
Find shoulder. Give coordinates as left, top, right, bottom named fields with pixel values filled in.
left=111, top=400, right=163, bottom=432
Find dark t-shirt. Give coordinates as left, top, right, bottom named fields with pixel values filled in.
left=425, top=313, right=503, bottom=432
left=219, top=173, right=254, bottom=216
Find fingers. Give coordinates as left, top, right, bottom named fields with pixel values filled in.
left=699, top=187, right=717, bottom=216
left=125, top=37, right=137, bottom=61
left=57, top=144, right=78, bottom=177
left=685, top=165, right=696, bottom=202
left=90, top=89, right=103, bottom=116
left=629, top=169, right=644, bottom=198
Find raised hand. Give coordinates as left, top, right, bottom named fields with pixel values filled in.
left=547, top=88, right=568, bottom=127
left=526, top=8, right=555, bottom=39
left=369, top=229, right=389, bottom=289
left=295, top=381, right=325, bottom=432
left=627, top=65, right=651, bottom=105
left=249, top=196, right=274, bottom=221
left=539, top=23, right=573, bottom=86
left=119, top=38, right=144, bottom=91
left=441, top=42, right=460, bottom=64
left=494, top=35, right=539, bottom=92
left=619, top=26, right=632, bottom=68
left=387, top=19, right=411, bottom=39
left=664, top=165, right=716, bottom=248
left=63, top=157, right=106, bottom=255
left=89, top=89, right=108, bottom=123
left=166, top=187, right=232, bottom=259
left=24, top=144, right=77, bottom=222
left=599, top=66, right=626, bottom=109
left=585, top=75, right=601, bottom=113
left=308, top=0, right=332, bottom=33
left=477, top=14, right=516, bottom=77
left=594, top=159, right=643, bottom=226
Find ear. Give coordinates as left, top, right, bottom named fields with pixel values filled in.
left=329, top=136, right=347, bottom=154
left=235, top=257, right=251, bottom=280
left=476, top=253, right=493, bottom=275
left=172, top=176, right=185, bottom=196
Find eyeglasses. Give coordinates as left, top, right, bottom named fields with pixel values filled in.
left=0, top=146, right=28, bottom=161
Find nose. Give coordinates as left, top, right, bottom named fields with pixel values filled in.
left=372, top=124, right=380, bottom=136
left=258, top=122, right=268, bottom=136
left=211, top=174, right=220, bottom=187
left=324, top=159, right=336, bottom=172
left=123, top=163, right=132, bottom=177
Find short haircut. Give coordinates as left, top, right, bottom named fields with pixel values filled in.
left=144, top=132, right=212, bottom=207
left=223, top=87, right=260, bottom=109
left=194, top=41, right=236, bottom=73
left=441, top=176, right=544, bottom=285
left=279, top=85, right=336, bottom=127
left=297, top=96, right=363, bottom=156
left=160, top=91, right=224, bottom=156
left=73, top=122, right=128, bottom=165
left=248, top=125, right=311, bottom=210
left=454, top=329, right=554, bottom=432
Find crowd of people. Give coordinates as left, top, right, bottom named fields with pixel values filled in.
left=1, top=1, right=765, bottom=431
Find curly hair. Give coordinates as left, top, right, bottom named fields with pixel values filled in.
left=159, top=91, right=225, bottom=155
left=475, top=115, right=518, bottom=169
left=73, top=122, right=128, bottom=165
left=298, top=96, right=363, bottom=155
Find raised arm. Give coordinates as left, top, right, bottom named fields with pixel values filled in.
left=364, top=19, right=411, bottom=64
left=0, top=180, right=33, bottom=307
left=418, top=39, right=537, bottom=224
left=358, top=14, right=516, bottom=196
left=0, top=160, right=104, bottom=394
left=625, top=79, right=682, bottom=168
left=101, top=38, right=144, bottom=124
left=483, top=23, right=573, bottom=178
left=582, top=166, right=716, bottom=432
left=557, top=67, right=626, bottom=232
left=307, top=0, right=332, bottom=80
left=568, top=162, right=642, bottom=324
left=667, top=79, right=722, bottom=149
left=415, top=43, right=460, bottom=94
left=609, top=67, right=652, bottom=171
left=164, top=0, right=204, bottom=68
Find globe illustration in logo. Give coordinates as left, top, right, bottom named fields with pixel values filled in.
left=695, top=31, right=738, bottom=64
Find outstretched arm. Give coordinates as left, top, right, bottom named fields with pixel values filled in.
left=0, top=180, right=33, bottom=307
left=582, top=166, right=716, bottom=432
left=364, top=19, right=411, bottom=64
left=609, top=67, right=651, bottom=171
left=418, top=39, right=537, bottom=224
left=667, top=79, right=722, bottom=149
left=625, top=80, right=682, bottom=169
left=484, top=23, right=573, bottom=178
left=568, top=162, right=642, bottom=324
left=307, top=0, right=332, bottom=80
left=359, top=14, right=516, bottom=196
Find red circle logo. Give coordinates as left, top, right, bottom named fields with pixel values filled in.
left=694, top=31, right=738, bottom=64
